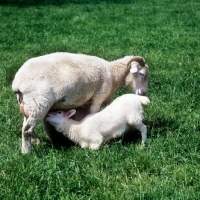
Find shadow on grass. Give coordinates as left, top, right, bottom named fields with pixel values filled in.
left=17, top=116, right=175, bottom=157
left=145, top=117, right=179, bottom=139
left=32, top=134, right=75, bottom=157
left=30, top=116, right=176, bottom=156
left=43, top=125, right=143, bottom=150
left=0, top=0, right=134, bottom=7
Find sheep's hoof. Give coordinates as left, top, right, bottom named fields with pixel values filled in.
left=31, top=137, right=40, bottom=145
left=22, top=137, right=31, bottom=154
left=21, top=144, right=31, bottom=154
left=140, top=141, right=145, bottom=148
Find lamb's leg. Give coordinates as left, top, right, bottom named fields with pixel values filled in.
left=134, top=123, right=147, bottom=146
left=80, top=142, right=89, bottom=149
left=89, top=143, right=101, bottom=150
left=89, top=134, right=103, bottom=150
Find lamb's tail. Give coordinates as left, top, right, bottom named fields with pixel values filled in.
left=138, top=96, right=150, bottom=105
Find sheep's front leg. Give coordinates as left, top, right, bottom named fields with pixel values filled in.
left=89, top=101, right=102, bottom=114
left=89, top=92, right=109, bottom=114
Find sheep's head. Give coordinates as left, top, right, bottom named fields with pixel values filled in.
left=45, top=109, right=76, bottom=132
left=126, top=56, right=149, bottom=96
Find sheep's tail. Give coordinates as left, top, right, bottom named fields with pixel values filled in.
left=138, top=96, right=150, bottom=105
left=14, top=90, right=23, bottom=104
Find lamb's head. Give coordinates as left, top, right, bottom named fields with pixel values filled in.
left=45, top=109, right=76, bottom=132
left=125, top=56, right=149, bottom=95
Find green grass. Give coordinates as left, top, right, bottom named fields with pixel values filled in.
left=0, top=0, right=200, bottom=199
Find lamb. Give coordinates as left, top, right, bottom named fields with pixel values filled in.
left=12, top=52, right=149, bottom=153
left=45, top=94, right=150, bottom=149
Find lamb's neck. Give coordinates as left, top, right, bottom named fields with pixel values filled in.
left=63, top=120, right=81, bottom=143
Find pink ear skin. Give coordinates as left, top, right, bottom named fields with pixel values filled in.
left=139, top=68, right=146, bottom=76
left=130, top=63, right=138, bottom=73
left=65, top=109, right=76, bottom=119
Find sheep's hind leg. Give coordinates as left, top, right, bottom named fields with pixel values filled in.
left=134, top=123, right=147, bottom=147
left=21, top=96, right=54, bottom=153
left=22, top=116, right=40, bottom=154
left=22, top=117, right=30, bottom=153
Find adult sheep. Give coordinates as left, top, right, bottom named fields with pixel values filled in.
left=12, top=52, right=149, bottom=153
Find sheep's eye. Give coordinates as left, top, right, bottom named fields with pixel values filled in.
left=139, top=72, right=145, bottom=77
left=57, top=111, right=62, bottom=114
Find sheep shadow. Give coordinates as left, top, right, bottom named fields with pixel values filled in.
left=2, top=0, right=134, bottom=7
left=108, top=117, right=176, bottom=146
left=143, top=117, right=178, bottom=140
left=44, top=123, right=143, bottom=150
left=42, top=124, right=76, bottom=150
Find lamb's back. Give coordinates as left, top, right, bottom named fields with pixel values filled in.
left=79, top=94, right=141, bottom=132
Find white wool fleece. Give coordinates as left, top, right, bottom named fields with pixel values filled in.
left=12, top=52, right=148, bottom=153
left=45, top=94, right=150, bottom=150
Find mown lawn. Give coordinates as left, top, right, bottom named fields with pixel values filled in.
left=0, top=0, right=199, bottom=199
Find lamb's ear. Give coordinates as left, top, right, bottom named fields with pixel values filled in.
left=65, top=109, right=76, bottom=119
left=130, top=63, right=138, bottom=73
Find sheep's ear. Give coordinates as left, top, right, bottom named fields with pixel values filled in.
left=127, top=56, right=146, bottom=67
left=65, top=109, right=76, bottom=118
left=139, top=68, right=146, bottom=76
left=130, top=63, right=138, bottom=73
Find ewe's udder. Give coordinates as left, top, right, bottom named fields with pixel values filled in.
left=20, top=102, right=29, bottom=118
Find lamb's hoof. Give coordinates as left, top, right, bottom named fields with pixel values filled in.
left=89, top=143, right=100, bottom=150
left=81, top=144, right=89, bottom=149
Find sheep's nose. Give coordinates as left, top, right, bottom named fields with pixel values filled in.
left=140, top=91, right=146, bottom=96
left=136, top=88, right=146, bottom=96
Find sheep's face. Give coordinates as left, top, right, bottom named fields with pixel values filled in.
left=45, top=111, right=66, bottom=126
left=126, top=62, right=149, bottom=96
left=45, top=109, right=76, bottom=131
